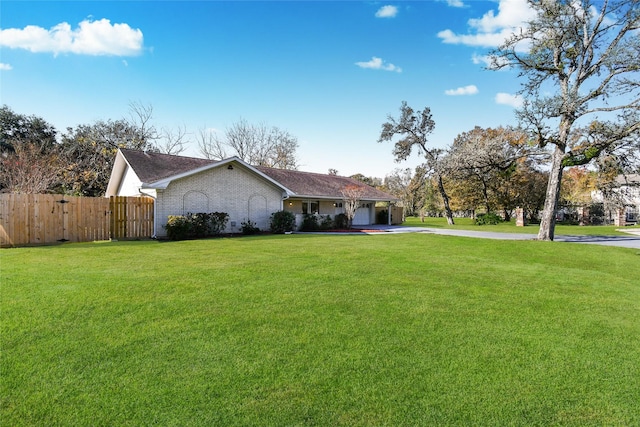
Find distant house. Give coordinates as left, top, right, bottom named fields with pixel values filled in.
left=106, top=149, right=397, bottom=237
left=592, top=174, right=640, bottom=225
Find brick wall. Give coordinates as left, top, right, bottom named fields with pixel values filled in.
left=155, top=163, right=284, bottom=236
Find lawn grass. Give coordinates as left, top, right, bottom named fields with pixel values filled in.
left=2, top=234, right=639, bottom=426
left=403, top=215, right=638, bottom=236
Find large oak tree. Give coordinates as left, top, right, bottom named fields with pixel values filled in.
left=445, top=126, right=533, bottom=215
left=491, top=0, right=640, bottom=240
left=378, top=101, right=455, bottom=224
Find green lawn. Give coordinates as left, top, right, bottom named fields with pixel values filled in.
left=2, top=234, right=639, bottom=426
left=403, top=215, right=638, bottom=236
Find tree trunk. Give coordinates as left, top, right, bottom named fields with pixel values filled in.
left=436, top=174, right=455, bottom=225
left=537, top=146, right=565, bottom=241
left=481, top=179, right=490, bottom=213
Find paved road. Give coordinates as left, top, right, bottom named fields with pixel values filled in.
left=352, top=225, right=640, bottom=249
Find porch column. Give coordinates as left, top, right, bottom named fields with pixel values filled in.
left=388, top=202, right=392, bottom=225
left=614, top=208, right=626, bottom=226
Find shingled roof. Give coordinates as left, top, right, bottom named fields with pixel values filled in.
left=117, top=149, right=396, bottom=201
left=120, top=148, right=216, bottom=183
left=256, top=166, right=395, bottom=201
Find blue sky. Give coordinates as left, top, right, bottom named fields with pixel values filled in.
left=1, top=0, right=534, bottom=177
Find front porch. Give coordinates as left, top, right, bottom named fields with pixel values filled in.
left=282, top=198, right=401, bottom=229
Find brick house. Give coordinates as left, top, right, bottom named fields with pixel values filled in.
left=106, top=149, right=397, bottom=237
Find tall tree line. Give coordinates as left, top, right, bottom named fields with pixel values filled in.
left=379, top=0, right=639, bottom=240
left=0, top=104, right=301, bottom=196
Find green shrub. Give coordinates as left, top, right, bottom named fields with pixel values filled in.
left=240, top=220, right=260, bottom=235
left=164, top=212, right=229, bottom=240
left=334, top=213, right=349, bottom=229
left=189, top=212, right=211, bottom=237
left=165, top=215, right=192, bottom=240
left=210, top=212, right=230, bottom=235
left=301, top=214, right=319, bottom=231
left=319, top=215, right=335, bottom=230
left=475, top=212, right=502, bottom=226
left=270, top=211, right=296, bottom=234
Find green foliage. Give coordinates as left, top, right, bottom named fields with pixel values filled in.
left=403, top=216, right=633, bottom=236
left=270, top=210, right=296, bottom=234
left=300, top=214, right=337, bottom=231
left=475, top=212, right=503, bottom=226
left=377, top=209, right=388, bottom=224
left=301, top=214, right=320, bottom=231
left=334, top=213, right=349, bottom=229
left=240, top=220, right=260, bottom=235
left=60, top=115, right=156, bottom=197
left=319, top=215, right=334, bottom=230
left=2, top=236, right=639, bottom=425
left=562, top=146, right=604, bottom=167
left=164, top=215, right=192, bottom=240
left=189, top=212, right=212, bottom=237
left=0, top=105, right=58, bottom=153
left=164, top=212, right=229, bottom=240
left=209, top=212, right=230, bottom=234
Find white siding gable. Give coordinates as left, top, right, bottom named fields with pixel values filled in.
left=118, top=165, right=145, bottom=196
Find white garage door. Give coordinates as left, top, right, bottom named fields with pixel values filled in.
left=352, top=206, right=371, bottom=226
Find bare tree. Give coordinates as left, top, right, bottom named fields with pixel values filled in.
left=384, top=168, right=415, bottom=215
left=378, top=101, right=455, bottom=224
left=0, top=141, right=62, bottom=193
left=157, top=125, right=189, bottom=155
left=201, top=119, right=299, bottom=169
left=197, top=128, right=227, bottom=160
left=341, top=185, right=365, bottom=229
left=490, top=0, right=640, bottom=240
left=126, top=101, right=158, bottom=147
left=127, top=101, right=189, bottom=155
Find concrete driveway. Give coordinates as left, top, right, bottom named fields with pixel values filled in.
left=352, top=225, right=640, bottom=249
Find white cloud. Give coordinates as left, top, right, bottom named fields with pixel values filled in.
left=446, top=0, right=465, bottom=8
left=495, top=92, right=523, bottom=107
left=438, top=28, right=517, bottom=48
left=0, top=18, right=144, bottom=56
left=445, top=85, right=478, bottom=96
left=471, top=53, right=510, bottom=69
left=375, top=5, right=398, bottom=18
left=355, top=56, right=402, bottom=73
left=0, top=63, right=12, bottom=71
left=438, top=0, right=535, bottom=50
left=471, top=53, right=491, bottom=66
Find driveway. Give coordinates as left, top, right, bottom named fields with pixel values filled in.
left=352, top=225, right=640, bottom=249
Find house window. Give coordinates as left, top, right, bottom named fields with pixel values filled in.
left=302, top=200, right=319, bottom=214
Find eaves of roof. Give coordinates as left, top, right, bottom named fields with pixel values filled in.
left=256, top=166, right=397, bottom=201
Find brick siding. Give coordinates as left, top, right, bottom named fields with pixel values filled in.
left=155, top=163, right=284, bottom=236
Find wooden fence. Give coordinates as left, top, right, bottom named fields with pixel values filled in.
left=0, top=194, right=154, bottom=247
